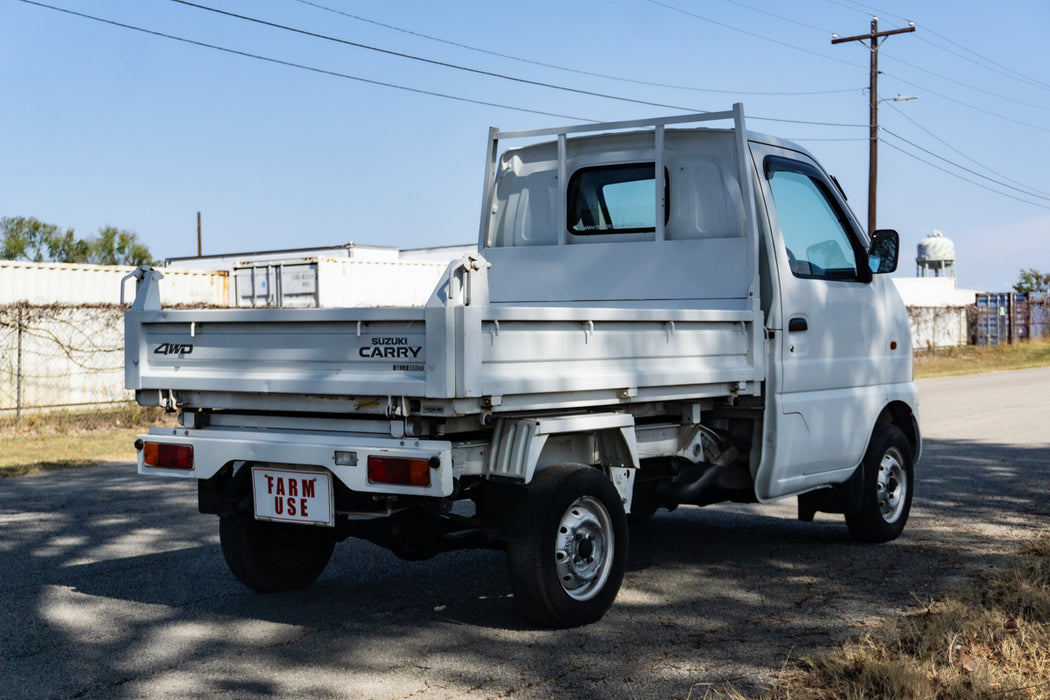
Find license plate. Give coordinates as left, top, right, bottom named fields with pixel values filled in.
left=251, top=467, right=334, bottom=527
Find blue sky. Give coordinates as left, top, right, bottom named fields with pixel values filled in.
left=3, top=0, right=1049, bottom=291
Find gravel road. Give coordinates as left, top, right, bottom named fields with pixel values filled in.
left=1, top=368, right=1048, bottom=699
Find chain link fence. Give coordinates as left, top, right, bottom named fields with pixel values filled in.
left=905, top=305, right=981, bottom=351
left=0, top=302, right=141, bottom=431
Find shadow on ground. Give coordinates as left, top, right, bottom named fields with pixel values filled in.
left=0, top=436, right=1046, bottom=698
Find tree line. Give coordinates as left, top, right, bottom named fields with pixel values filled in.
left=1, top=215, right=156, bottom=267
left=1014, top=268, right=1050, bottom=295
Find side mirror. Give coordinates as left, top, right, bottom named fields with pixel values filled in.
left=868, top=229, right=900, bottom=274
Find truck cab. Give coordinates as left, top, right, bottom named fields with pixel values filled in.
left=479, top=109, right=918, bottom=509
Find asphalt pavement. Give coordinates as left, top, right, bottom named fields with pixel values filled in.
left=1, top=367, right=1048, bottom=699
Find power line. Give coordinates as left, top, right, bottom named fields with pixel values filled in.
left=15, top=0, right=592, bottom=122
left=166, top=0, right=700, bottom=114
left=825, top=0, right=1050, bottom=93
left=884, top=100, right=1050, bottom=199
left=881, top=127, right=1050, bottom=203
left=880, top=70, right=1050, bottom=135
left=929, top=31, right=1050, bottom=91
left=647, top=0, right=866, bottom=70
left=750, top=114, right=866, bottom=128
left=674, top=0, right=1050, bottom=135
left=880, top=53, right=1050, bottom=113
left=290, top=0, right=859, bottom=97
left=720, top=2, right=1050, bottom=204
left=157, top=0, right=872, bottom=129
left=647, top=1, right=1050, bottom=133
left=820, top=0, right=871, bottom=16
left=16, top=0, right=870, bottom=133
left=790, top=137, right=868, bottom=142
left=17, top=0, right=1050, bottom=222
left=917, top=34, right=1050, bottom=94
left=711, top=0, right=835, bottom=36
left=823, top=0, right=909, bottom=25
left=642, top=0, right=1050, bottom=217
left=922, top=27, right=1050, bottom=92
left=880, top=138, right=1050, bottom=210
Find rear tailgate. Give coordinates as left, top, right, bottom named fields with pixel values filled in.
left=126, top=306, right=433, bottom=399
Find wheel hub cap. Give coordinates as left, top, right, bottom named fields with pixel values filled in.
left=876, top=447, right=907, bottom=523
left=554, top=496, right=615, bottom=601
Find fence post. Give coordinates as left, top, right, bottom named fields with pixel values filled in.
left=15, top=304, right=24, bottom=422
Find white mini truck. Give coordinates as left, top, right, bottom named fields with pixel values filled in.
left=126, top=106, right=920, bottom=628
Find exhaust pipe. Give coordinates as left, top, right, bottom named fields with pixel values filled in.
left=655, top=462, right=727, bottom=505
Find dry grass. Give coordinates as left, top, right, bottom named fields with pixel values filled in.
left=914, top=339, right=1050, bottom=378
left=743, top=534, right=1050, bottom=699
left=0, top=405, right=175, bottom=477
left=0, top=430, right=143, bottom=477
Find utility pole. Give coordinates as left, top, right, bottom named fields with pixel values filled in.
left=832, top=17, right=914, bottom=234
left=197, top=211, right=202, bottom=256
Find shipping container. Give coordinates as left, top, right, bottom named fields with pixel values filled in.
left=233, top=257, right=448, bottom=308
left=0, top=260, right=228, bottom=306
left=972, top=293, right=1047, bottom=345
left=165, top=242, right=402, bottom=270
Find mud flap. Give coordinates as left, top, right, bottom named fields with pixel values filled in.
left=797, top=461, right=864, bottom=521
left=198, top=463, right=251, bottom=515
left=477, top=479, right=530, bottom=543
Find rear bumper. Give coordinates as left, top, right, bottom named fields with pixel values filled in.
left=136, top=426, right=454, bottom=498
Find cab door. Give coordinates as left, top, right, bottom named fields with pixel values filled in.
left=751, top=142, right=892, bottom=500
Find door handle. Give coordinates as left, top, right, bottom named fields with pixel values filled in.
left=788, top=317, right=808, bottom=332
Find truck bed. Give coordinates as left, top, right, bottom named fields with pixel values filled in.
left=124, top=264, right=762, bottom=417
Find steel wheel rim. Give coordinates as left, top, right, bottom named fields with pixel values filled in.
left=554, top=496, right=615, bottom=601
left=877, top=446, right=907, bottom=523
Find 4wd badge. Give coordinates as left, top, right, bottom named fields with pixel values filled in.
left=154, top=343, right=193, bottom=355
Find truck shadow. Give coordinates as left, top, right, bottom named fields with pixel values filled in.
left=2, top=436, right=1047, bottom=698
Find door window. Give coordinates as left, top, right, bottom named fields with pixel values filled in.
left=766, top=162, right=860, bottom=280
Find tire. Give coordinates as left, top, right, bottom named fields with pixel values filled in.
left=845, top=424, right=914, bottom=543
left=507, top=465, right=628, bottom=628
left=219, top=514, right=335, bottom=592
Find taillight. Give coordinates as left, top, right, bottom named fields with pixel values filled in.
left=142, top=442, right=194, bottom=470
left=367, top=456, right=432, bottom=487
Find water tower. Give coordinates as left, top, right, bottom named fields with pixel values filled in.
left=916, top=230, right=956, bottom=278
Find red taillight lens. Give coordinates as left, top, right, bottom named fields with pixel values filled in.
left=142, top=442, right=194, bottom=470
left=367, top=456, right=431, bottom=487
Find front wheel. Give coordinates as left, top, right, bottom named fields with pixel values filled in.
left=507, top=465, right=628, bottom=628
left=845, top=424, right=914, bottom=543
left=219, top=514, right=335, bottom=592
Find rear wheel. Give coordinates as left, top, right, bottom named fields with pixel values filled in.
left=507, top=465, right=628, bottom=628
left=845, top=424, right=913, bottom=543
left=219, top=514, right=335, bottom=592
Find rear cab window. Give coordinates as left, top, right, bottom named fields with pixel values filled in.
left=567, top=163, right=668, bottom=235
